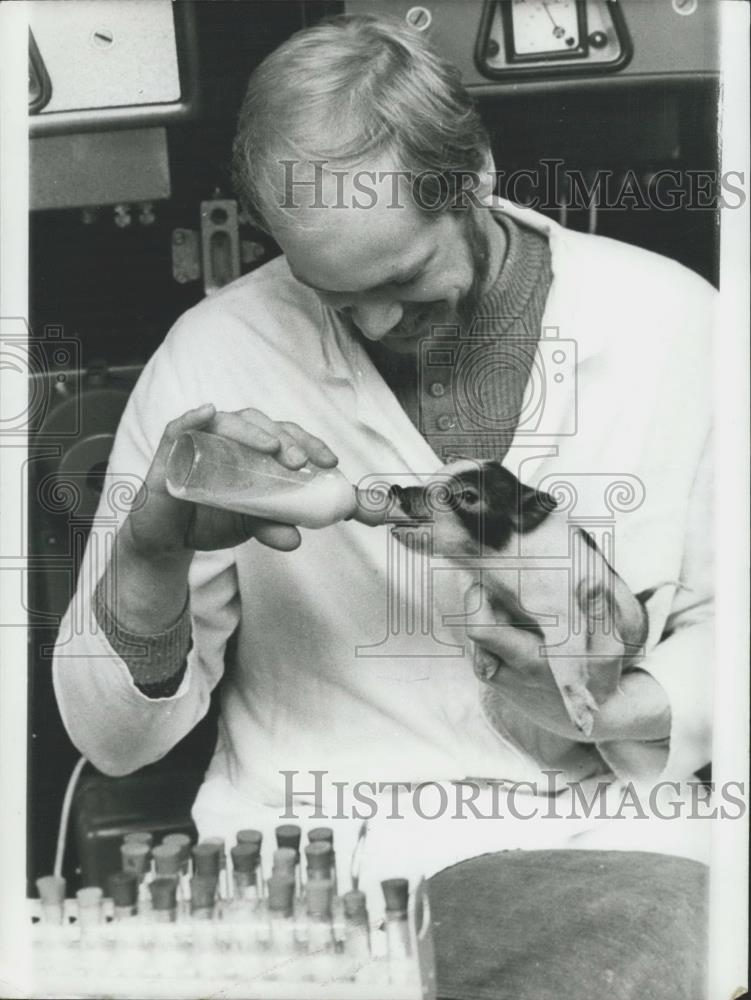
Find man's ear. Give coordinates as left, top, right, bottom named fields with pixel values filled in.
left=515, top=483, right=557, bottom=533
left=475, top=150, right=497, bottom=206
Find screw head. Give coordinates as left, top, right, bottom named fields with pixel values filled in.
left=91, top=27, right=114, bottom=49
left=405, top=6, right=432, bottom=31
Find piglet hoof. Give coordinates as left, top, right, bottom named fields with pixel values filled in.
left=473, top=644, right=501, bottom=682
left=562, top=684, right=599, bottom=738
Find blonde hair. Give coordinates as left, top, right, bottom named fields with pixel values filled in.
left=231, top=13, right=490, bottom=233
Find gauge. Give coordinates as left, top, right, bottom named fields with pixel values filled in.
left=505, top=0, right=588, bottom=61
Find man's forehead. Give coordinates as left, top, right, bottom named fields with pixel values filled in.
left=274, top=155, right=415, bottom=217
left=272, top=158, right=438, bottom=293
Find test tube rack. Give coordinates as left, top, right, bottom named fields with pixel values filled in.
left=27, top=878, right=437, bottom=1000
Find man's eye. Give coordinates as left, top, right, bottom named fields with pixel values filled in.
left=461, top=489, right=480, bottom=505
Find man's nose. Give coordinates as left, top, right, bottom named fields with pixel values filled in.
left=351, top=300, right=403, bottom=340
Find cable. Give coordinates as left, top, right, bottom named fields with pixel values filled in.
left=350, top=819, right=368, bottom=892
left=53, top=755, right=87, bottom=878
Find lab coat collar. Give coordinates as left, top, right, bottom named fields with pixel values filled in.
left=487, top=195, right=608, bottom=365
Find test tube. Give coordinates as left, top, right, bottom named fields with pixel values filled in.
left=305, top=840, right=340, bottom=940
left=381, top=879, right=412, bottom=959
left=149, top=877, right=178, bottom=923
left=203, top=837, right=229, bottom=900
left=308, top=827, right=337, bottom=891
left=152, top=842, right=183, bottom=916
left=305, top=879, right=336, bottom=982
left=161, top=833, right=192, bottom=912
left=275, top=825, right=302, bottom=898
left=381, top=879, right=413, bottom=985
left=149, top=878, right=180, bottom=979
left=106, top=871, right=139, bottom=974
left=36, top=875, right=66, bottom=925
left=342, top=890, right=371, bottom=973
left=267, top=873, right=297, bottom=971
left=190, top=875, right=219, bottom=978
left=35, top=875, right=67, bottom=973
left=76, top=885, right=105, bottom=965
left=120, top=841, right=152, bottom=913
left=107, top=871, right=138, bottom=920
left=231, top=842, right=261, bottom=902
left=190, top=874, right=218, bottom=920
left=305, top=841, right=333, bottom=882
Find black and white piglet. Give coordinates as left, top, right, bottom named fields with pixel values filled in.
left=387, top=460, right=668, bottom=771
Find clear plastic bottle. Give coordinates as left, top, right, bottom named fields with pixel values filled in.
left=165, top=430, right=359, bottom=529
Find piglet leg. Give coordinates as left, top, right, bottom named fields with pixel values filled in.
left=549, top=661, right=600, bottom=737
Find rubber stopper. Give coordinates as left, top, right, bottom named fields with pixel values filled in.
left=305, top=841, right=333, bottom=877
left=76, top=886, right=103, bottom=908
left=120, top=841, right=150, bottom=877
left=204, top=836, right=226, bottom=867
left=275, top=824, right=301, bottom=853
left=150, top=876, right=178, bottom=911
left=308, top=826, right=334, bottom=845
left=305, top=878, right=333, bottom=919
left=192, top=842, right=221, bottom=878
left=381, top=878, right=409, bottom=915
left=153, top=842, right=182, bottom=876
left=231, top=842, right=260, bottom=874
left=272, top=847, right=297, bottom=876
left=162, top=832, right=191, bottom=851
left=161, top=832, right=192, bottom=867
left=107, top=871, right=138, bottom=908
left=342, top=889, right=368, bottom=920
left=267, top=873, right=295, bottom=915
left=190, top=875, right=217, bottom=911
left=236, top=829, right=263, bottom=847
left=123, top=831, right=153, bottom=848
left=36, top=875, right=66, bottom=905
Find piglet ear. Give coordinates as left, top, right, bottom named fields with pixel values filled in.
left=515, top=483, right=557, bottom=533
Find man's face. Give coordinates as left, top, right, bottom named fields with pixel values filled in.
left=272, top=161, right=495, bottom=356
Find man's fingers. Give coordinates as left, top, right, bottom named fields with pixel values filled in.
left=155, top=404, right=217, bottom=464
left=248, top=519, right=302, bottom=551
left=208, top=410, right=282, bottom=454
left=464, top=584, right=544, bottom=674
left=279, top=422, right=338, bottom=468
left=209, top=410, right=337, bottom=470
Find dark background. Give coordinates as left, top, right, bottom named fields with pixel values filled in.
left=27, top=0, right=720, bottom=892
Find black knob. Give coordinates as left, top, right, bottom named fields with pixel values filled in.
left=589, top=30, right=608, bottom=49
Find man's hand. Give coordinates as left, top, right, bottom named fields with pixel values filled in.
left=110, top=403, right=338, bottom=634
left=123, top=403, right=339, bottom=560
left=465, top=582, right=672, bottom=745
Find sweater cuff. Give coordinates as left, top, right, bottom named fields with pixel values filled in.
left=93, top=575, right=191, bottom=694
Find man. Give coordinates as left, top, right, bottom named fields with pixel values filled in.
left=53, top=14, right=714, bottom=884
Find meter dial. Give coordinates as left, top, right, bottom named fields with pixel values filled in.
left=507, top=0, right=586, bottom=59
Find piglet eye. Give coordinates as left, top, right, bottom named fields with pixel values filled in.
left=461, top=488, right=480, bottom=505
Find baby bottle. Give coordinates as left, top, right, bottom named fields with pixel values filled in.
left=165, top=430, right=368, bottom=529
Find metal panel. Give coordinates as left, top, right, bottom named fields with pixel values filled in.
left=30, top=127, right=171, bottom=210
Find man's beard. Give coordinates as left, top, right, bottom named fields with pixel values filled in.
left=385, top=208, right=491, bottom=342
